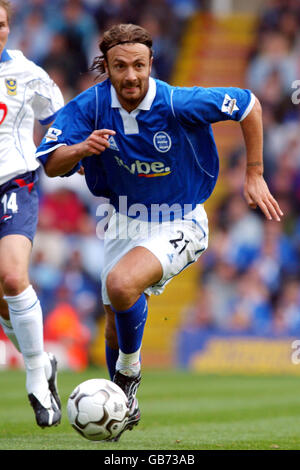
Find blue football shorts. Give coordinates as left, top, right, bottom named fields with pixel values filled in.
left=0, top=171, right=39, bottom=242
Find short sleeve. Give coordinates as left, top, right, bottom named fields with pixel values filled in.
left=30, top=66, right=64, bottom=124
left=171, top=86, right=255, bottom=126
left=36, top=89, right=96, bottom=173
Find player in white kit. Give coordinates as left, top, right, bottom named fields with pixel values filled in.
left=0, top=0, right=64, bottom=427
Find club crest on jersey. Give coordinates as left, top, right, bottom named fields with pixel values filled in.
left=45, top=127, right=62, bottom=143
left=221, top=94, right=239, bottom=115
left=153, top=131, right=172, bottom=153
left=5, top=78, right=17, bottom=96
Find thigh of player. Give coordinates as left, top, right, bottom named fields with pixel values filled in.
left=105, top=245, right=163, bottom=310
left=101, top=212, right=163, bottom=307
left=0, top=172, right=39, bottom=294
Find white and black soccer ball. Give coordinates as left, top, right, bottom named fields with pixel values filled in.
left=67, top=378, right=129, bottom=441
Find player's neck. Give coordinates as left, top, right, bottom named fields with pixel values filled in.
left=116, top=85, right=150, bottom=114
left=117, top=96, right=142, bottom=113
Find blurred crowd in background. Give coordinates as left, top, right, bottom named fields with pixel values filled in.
left=185, top=0, right=300, bottom=336
left=4, top=0, right=300, bottom=351
left=8, top=0, right=197, bottom=88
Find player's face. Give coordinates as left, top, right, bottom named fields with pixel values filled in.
left=0, top=6, right=9, bottom=55
left=105, top=43, right=153, bottom=113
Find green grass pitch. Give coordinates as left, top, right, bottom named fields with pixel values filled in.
left=1, top=367, right=300, bottom=450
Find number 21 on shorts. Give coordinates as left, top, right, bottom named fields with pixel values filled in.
left=169, top=230, right=190, bottom=254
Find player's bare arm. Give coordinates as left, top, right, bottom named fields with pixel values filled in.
left=240, top=97, right=283, bottom=221
left=44, top=129, right=116, bottom=177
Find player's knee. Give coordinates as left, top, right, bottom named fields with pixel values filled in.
left=106, top=270, right=135, bottom=310
left=0, top=272, right=28, bottom=296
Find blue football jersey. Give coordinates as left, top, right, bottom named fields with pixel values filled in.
left=36, top=77, right=254, bottom=221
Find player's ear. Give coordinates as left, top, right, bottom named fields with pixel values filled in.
left=149, top=56, right=153, bottom=73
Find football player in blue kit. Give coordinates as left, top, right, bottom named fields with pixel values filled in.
left=0, top=0, right=63, bottom=427
left=36, top=23, right=283, bottom=440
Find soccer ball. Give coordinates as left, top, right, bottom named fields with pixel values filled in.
left=67, top=378, right=129, bottom=441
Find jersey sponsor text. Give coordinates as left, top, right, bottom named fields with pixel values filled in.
left=114, top=155, right=171, bottom=177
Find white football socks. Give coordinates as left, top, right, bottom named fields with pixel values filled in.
left=116, top=348, right=141, bottom=377
left=0, top=316, right=52, bottom=380
left=4, top=285, right=50, bottom=404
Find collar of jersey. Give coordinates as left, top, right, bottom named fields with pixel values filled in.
left=110, top=77, right=156, bottom=111
left=0, top=49, right=12, bottom=62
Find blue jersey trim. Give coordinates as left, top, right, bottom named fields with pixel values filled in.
left=0, top=49, right=11, bottom=62
left=190, top=218, right=207, bottom=240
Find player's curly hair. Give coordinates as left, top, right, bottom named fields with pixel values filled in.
left=0, top=0, right=13, bottom=24
left=90, top=24, right=153, bottom=78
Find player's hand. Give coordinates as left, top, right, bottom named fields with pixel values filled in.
left=77, top=166, right=85, bottom=175
left=244, top=171, right=283, bottom=221
left=82, top=129, right=116, bottom=157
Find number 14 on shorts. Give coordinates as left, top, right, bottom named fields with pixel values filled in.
left=1, top=192, right=18, bottom=214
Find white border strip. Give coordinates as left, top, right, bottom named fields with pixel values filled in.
left=35, top=143, right=66, bottom=158
left=239, top=92, right=256, bottom=121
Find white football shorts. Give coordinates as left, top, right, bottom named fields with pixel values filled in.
left=100, top=204, right=209, bottom=305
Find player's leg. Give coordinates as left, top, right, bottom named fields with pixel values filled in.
left=104, top=294, right=149, bottom=379
left=0, top=235, right=61, bottom=427
left=0, top=235, right=45, bottom=390
left=0, top=285, right=60, bottom=410
left=104, top=304, right=119, bottom=380
left=0, top=286, right=9, bottom=319
left=106, top=245, right=162, bottom=376
left=106, top=208, right=208, bottom=377
left=104, top=207, right=208, bottom=440
left=103, top=294, right=146, bottom=440
left=0, top=284, right=22, bottom=351
left=104, top=246, right=162, bottom=440
left=0, top=174, right=61, bottom=426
